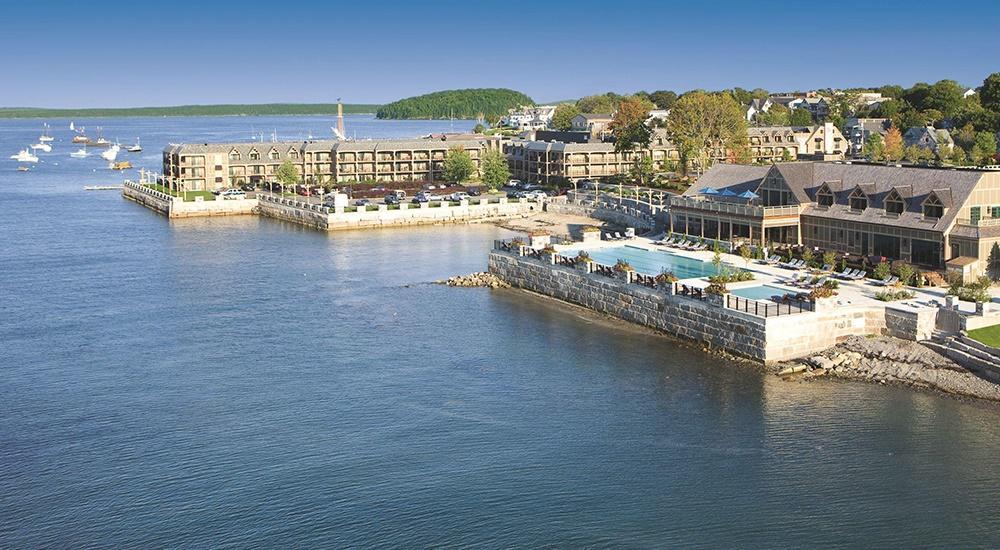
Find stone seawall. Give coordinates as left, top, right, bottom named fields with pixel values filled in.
left=258, top=195, right=538, bottom=231
left=122, top=181, right=257, bottom=218
left=489, top=250, right=939, bottom=363
left=489, top=252, right=770, bottom=361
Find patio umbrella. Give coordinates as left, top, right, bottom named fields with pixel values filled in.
left=719, top=188, right=737, bottom=196
left=738, top=190, right=760, bottom=199
left=699, top=187, right=719, bottom=195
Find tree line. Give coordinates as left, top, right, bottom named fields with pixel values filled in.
left=0, top=103, right=380, bottom=119
left=375, top=89, right=534, bottom=120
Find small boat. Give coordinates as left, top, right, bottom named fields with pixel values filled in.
left=31, top=142, right=52, bottom=152
left=69, top=121, right=75, bottom=131
left=73, top=134, right=91, bottom=144
left=70, top=148, right=89, bottom=158
left=10, top=147, right=39, bottom=163
left=38, top=123, right=54, bottom=143
left=127, top=138, right=142, bottom=153
left=100, top=144, right=120, bottom=162
left=17, top=165, right=30, bottom=172
left=110, top=160, right=132, bottom=170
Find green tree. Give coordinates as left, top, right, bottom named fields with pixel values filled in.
left=473, top=123, right=485, bottom=134
left=649, top=90, right=678, bottom=110
left=980, top=72, right=1000, bottom=112
left=665, top=91, right=747, bottom=174
left=443, top=147, right=475, bottom=183
left=275, top=160, right=300, bottom=188
left=789, top=108, right=813, bottom=126
left=971, top=131, right=998, bottom=165
left=610, top=96, right=654, bottom=185
left=884, top=127, right=904, bottom=162
left=863, top=133, right=886, bottom=162
left=479, top=149, right=510, bottom=190
left=950, top=145, right=968, bottom=166
left=375, top=88, right=534, bottom=120
left=576, top=93, right=620, bottom=114
left=904, top=144, right=928, bottom=164
left=551, top=103, right=580, bottom=131
left=629, top=155, right=656, bottom=185
left=756, top=104, right=790, bottom=126
left=924, top=79, right=965, bottom=118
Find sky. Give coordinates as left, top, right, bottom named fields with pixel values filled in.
left=1, top=0, right=998, bottom=108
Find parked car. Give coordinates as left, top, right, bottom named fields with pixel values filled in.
left=354, top=198, right=371, bottom=207
left=384, top=194, right=400, bottom=205
left=411, top=192, right=430, bottom=203
left=467, top=187, right=482, bottom=196
left=219, top=188, right=246, bottom=200
left=239, top=183, right=256, bottom=192
left=507, top=190, right=527, bottom=199
left=524, top=190, right=548, bottom=200
left=449, top=191, right=470, bottom=202
left=507, top=179, right=522, bottom=188
left=522, top=183, right=543, bottom=191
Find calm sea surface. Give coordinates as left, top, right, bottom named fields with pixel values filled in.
left=2, top=115, right=1000, bottom=548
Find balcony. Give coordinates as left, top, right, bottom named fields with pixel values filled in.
left=957, top=217, right=1000, bottom=227
left=669, top=195, right=802, bottom=218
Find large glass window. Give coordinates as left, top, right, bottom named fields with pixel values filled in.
left=817, top=186, right=834, bottom=207
left=849, top=188, right=868, bottom=211
left=884, top=190, right=904, bottom=215
left=911, top=239, right=942, bottom=267
left=970, top=205, right=981, bottom=223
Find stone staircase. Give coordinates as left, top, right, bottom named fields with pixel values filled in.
left=923, top=331, right=1000, bottom=385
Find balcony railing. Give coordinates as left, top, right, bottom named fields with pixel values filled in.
left=956, top=217, right=1000, bottom=227
left=668, top=196, right=801, bottom=218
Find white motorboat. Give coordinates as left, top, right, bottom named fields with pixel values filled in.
left=38, top=123, right=54, bottom=143
left=127, top=138, right=142, bottom=153
left=31, top=142, right=52, bottom=153
left=10, top=147, right=39, bottom=163
left=70, top=148, right=89, bottom=158
left=100, top=144, right=120, bottom=162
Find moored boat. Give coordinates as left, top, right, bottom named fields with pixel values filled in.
left=70, top=148, right=89, bottom=158
left=127, top=138, right=142, bottom=153
left=100, top=144, right=120, bottom=162
left=111, top=160, right=133, bottom=170
left=38, top=123, right=54, bottom=143
left=10, top=147, right=39, bottom=163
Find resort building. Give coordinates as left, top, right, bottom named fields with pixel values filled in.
left=571, top=113, right=614, bottom=137
left=502, top=105, right=557, bottom=130
left=845, top=118, right=891, bottom=157
left=670, top=162, right=1000, bottom=277
left=505, top=140, right=677, bottom=184
left=162, top=138, right=499, bottom=190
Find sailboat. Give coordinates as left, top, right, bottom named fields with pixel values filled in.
left=10, top=147, right=39, bottom=163
left=38, top=123, right=54, bottom=143
left=31, top=142, right=52, bottom=153
left=127, top=138, right=142, bottom=153
left=90, top=127, right=111, bottom=147
left=70, top=121, right=75, bottom=131
left=100, top=143, right=120, bottom=162
left=70, top=148, right=89, bottom=158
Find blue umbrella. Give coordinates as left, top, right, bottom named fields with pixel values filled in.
left=699, top=187, right=719, bottom=195
left=719, top=188, right=736, bottom=196
left=738, top=190, right=760, bottom=199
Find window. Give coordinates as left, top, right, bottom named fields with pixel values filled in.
left=288, top=149, right=299, bottom=159
left=269, top=149, right=280, bottom=160
left=229, top=150, right=241, bottom=161
left=970, top=205, right=981, bottom=223
left=816, top=185, right=834, bottom=207
left=849, top=188, right=868, bottom=211
left=248, top=149, right=260, bottom=161
left=923, top=194, right=945, bottom=219
left=991, top=205, right=1000, bottom=219
left=884, top=190, right=904, bottom=215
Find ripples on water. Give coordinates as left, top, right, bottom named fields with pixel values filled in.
left=1, top=116, right=1000, bottom=547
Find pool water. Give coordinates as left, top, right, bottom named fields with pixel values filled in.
left=563, top=245, right=722, bottom=279
left=730, top=284, right=793, bottom=301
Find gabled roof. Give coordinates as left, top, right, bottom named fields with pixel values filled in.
left=682, top=164, right=771, bottom=197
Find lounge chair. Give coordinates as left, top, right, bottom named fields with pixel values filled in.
left=691, top=243, right=708, bottom=251
left=821, top=264, right=834, bottom=272
left=834, top=268, right=853, bottom=280
left=851, top=269, right=867, bottom=280
left=762, top=255, right=781, bottom=265
left=812, top=276, right=829, bottom=288
left=874, top=276, right=892, bottom=286
left=778, top=258, right=797, bottom=269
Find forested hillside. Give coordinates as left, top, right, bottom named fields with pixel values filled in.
left=375, top=89, right=533, bottom=120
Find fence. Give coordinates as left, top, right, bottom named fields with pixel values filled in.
left=726, top=294, right=813, bottom=317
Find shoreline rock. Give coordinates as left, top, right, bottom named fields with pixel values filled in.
left=773, top=335, right=1000, bottom=402
left=436, top=272, right=510, bottom=288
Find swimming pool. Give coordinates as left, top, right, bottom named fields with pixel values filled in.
left=729, top=284, right=793, bottom=301
left=561, top=245, right=723, bottom=279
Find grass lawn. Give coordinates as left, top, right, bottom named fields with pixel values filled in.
left=145, top=183, right=216, bottom=201
left=967, top=325, right=1000, bottom=348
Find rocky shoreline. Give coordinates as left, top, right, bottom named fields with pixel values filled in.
left=435, top=272, right=510, bottom=288
left=775, top=335, right=1000, bottom=402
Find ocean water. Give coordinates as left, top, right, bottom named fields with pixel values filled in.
left=3, top=116, right=1000, bottom=548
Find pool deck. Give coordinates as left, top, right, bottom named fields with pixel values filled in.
left=555, top=236, right=999, bottom=320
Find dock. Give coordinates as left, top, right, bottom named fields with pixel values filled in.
left=85, top=185, right=124, bottom=191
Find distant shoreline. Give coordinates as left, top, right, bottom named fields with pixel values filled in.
left=0, top=104, right=382, bottom=119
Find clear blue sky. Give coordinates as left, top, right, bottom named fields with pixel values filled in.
left=2, top=0, right=997, bottom=108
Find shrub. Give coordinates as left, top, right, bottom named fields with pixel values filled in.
left=876, top=289, right=916, bottom=301
left=541, top=245, right=556, bottom=255
left=823, top=279, right=840, bottom=290
left=873, top=261, right=891, bottom=280
left=576, top=250, right=591, bottom=261
left=810, top=286, right=838, bottom=300
left=655, top=269, right=678, bottom=284
left=801, top=248, right=815, bottom=267
left=614, top=259, right=634, bottom=272
left=822, top=251, right=837, bottom=268
left=894, top=262, right=915, bottom=286
left=509, top=238, right=525, bottom=247
left=708, top=270, right=754, bottom=284
left=528, top=230, right=550, bottom=237
left=581, top=225, right=601, bottom=233
left=705, top=282, right=729, bottom=295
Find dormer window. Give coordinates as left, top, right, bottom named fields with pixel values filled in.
left=288, top=148, right=299, bottom=159
left=816, top=184, right=834, bottom=207
left=923, top=193, right=944, bottom=219
left=229, top=149, right=241, bottom=161
left=849, top=187, right=868, bottom=211
left=269, top=149, right=280, bottom=160
left=884, top=189, right=905, bottom=215
left=248, top=148, right=260, bottom=160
